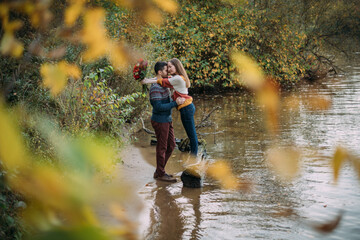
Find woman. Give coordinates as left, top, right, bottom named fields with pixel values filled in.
left=142, top=58, right=198, bottom=155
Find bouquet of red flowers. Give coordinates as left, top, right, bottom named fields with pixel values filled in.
left=133, top=59, right=148, bottom=80
left=133, top=59, right=148, bottom=92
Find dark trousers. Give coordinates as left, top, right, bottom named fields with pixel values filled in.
left=151, top=120, right=176, bottom=177
left=180, top=103, right=198, bottom=155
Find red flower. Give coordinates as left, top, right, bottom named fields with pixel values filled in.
left=133, top=59, right=148, bottom=81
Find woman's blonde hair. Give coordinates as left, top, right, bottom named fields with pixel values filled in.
left=169, top=58, right=190, bottom=88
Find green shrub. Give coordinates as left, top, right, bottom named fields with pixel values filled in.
left=150, top=0, right=311, bottom=89
left=55, top=65, right=147, bottom=137
left=0, top=165, right=24, bottom=240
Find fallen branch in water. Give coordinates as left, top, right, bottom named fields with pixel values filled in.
left=140, top=117, right=155, bottom=135
left=196, top=106, right=221, bottom=129
left=198, top=130, right=225, bottom=136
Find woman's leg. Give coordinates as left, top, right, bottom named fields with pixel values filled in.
left=180, top=104, right=198, bottom=155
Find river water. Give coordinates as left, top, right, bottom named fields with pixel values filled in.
left=134, top=54, right=360, bottom=240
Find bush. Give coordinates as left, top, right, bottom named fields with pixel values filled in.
left=55, top=65, right=147, bottom=136
left=150, top=0, right=311, bottom=90
left=0, top=165, right=24, bottom=240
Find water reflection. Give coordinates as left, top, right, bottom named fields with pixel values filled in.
left=144, top=179, right=225, bottom=240
left=181, top=187, right=203, bottom=240
left=145, top=181, right=185, bottom=240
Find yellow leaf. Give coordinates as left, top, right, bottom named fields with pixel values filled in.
left=80, top=139, right=116, bottom=176
left=306, top=96, right=332, bottom=111
left=283, top=95, right=301, bottom=110
left=0, top=102, right=27, bottom=170
left=207, top=161, right=238, bottom=190
left=65, top=0, right=85, bottom=26
left=29, top=8, right=52, bottom=28
left=266, top=146, right=301, bottom=180
left=12, top=165, right=69, bottom=209
left=256, top=79, right=280, bottom=133
left=81, top=8, right=109, bottom=61
left=152, top=0, right=178, bottom=13
left=230, top=51, right=264, bottom=90
left=332, top=146, right=348, bottom=183
left=350, top=156, right=360, bottom=180
left=108, top=44, right=128, bottom=70
left=0, top=33, right=24, bottom=58
left=40, top=62, right=68, bottom=95
left=0, top=18, right=24, bottom=57
left=0, top=3, right=9, bottom=17
left=58, top=61, right=82, bottom=79
left=144, top=8, right=162, bottom=25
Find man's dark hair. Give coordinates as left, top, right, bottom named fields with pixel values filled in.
left=154, top=61, right=167, bottom=75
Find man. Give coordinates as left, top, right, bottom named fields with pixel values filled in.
left=146, top=61, right=184, bottom=182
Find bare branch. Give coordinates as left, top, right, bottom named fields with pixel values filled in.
left=195, top=106, right=221, bottom=129
left=140, top=117, right=155, bottom=135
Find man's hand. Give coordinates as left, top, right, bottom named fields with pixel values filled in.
left=176, top=97, right=185, bottom=105
left=141, top=77, right=157, bottom=85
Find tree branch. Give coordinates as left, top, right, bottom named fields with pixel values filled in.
left=195, top=106, right=221, bottom=129
left=140, top=117, right=155, bottom=135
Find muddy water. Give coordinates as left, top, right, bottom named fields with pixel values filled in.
left=135, top=54, right=360, bottom=240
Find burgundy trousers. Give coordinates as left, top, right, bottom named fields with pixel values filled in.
left=151, top=120, right=176, bottom=177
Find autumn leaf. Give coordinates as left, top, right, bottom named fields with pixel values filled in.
left=3, top=19, right=23, bottom=32
left=207, top=161, right=238, bottom=190
left=349, top=155, right=360, bottom=180
left=11, top=165, right=71, bottom=210
left=58, top=61, right=82, bottom=79
left=0, top=102, right=27, bottom=170
left=332, top=146, right=348, bottom=183
left=144, top=8, right=162, bottom=25
left=256, top=78, right=280, bottom=133
left=41, top=62, right=68, bottom=95
left=305, top=96, right=332, bottom=111
left=271, top=207, right=295, bottom=217
left=41, top=61, right=81, bottom=95
left=311, top=210, right=344, bottom=234
left=230, top=51, right=264, bottom=90
left=65, top=0, right=85, bottom=27
left=108, top=44, right=128, bottom=70
left=81, top=8, right=109, bottom=61
left=0, top=3, right=9, bottom=17
left=0, top=32, right=24, bottom=57
left=282, top=95, right=301, bottom=110
left=266, top=146, right=301, bottom=180
left=152, top=0, right=178, bottom=13
left=27, top=4, right=53, bottom=29
left=0, top=19, right=24, bottom=57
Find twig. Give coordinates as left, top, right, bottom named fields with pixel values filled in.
left=140, top=117, right=155, bottom=135
left=195, top=106, right=221, bottom=129
left=197, top=130, right=225, bottom=136
left=311, top=51, right=344, bottom=74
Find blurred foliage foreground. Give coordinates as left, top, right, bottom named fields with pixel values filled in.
left=0, top=100, right=143, bottom=239
left=1, top=0, right=360, bottom=239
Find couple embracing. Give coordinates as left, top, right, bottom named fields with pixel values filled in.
left=141, top=58, right=198, bottom=183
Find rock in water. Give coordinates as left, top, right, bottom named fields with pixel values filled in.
left=181, top=170, right=203, bottom=188
left=181, top=145, right=207, bottom=188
